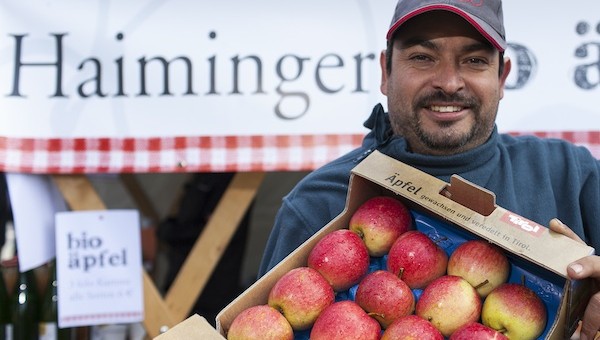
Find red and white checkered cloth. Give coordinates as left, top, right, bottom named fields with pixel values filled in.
left=0, top=131, right=598, bottom=174
left=0, top=134, right=364, bottom=173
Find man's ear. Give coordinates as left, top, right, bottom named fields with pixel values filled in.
left=380, top=50, right=388, bottom=96
left=499, top=56, right=512, bottom=99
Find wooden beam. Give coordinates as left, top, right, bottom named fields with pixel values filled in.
left=164, top=172, right=264, bottom=322
left=52, top=175, right=107, bottom=210
left=119, top=174, right=160, bottom=223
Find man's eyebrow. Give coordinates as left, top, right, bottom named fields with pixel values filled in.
left=462, top=41, right=495, bottom=54
left=398, top=36, right=495, bottom=51
left=398, top=37, right=437, bottom=51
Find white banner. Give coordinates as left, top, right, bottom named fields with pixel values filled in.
left=0, top=1, right=598, bottom=173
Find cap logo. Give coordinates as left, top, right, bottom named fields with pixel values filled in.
left=460, top=0, right=484, bottom=7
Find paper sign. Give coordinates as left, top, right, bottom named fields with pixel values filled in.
left=55, top=209, right=144, bottom=328
left=5, top=173, right=67, bottom=271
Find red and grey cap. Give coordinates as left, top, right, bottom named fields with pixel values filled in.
left=386, top=0, right=507, bottom=52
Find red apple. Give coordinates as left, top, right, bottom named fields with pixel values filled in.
left=447, top=239, right=510, bottom=297
left=449, top=322, right=509, bottom=340
left=307, top=229, right=370, bottom=291
left=386, top=230, right=448, bottom=289
left=416, top=275, right=482, bottom=337
left=349, top=196, right=413, bottom=257
left=481, top=283, right=547, bottom=339
left=381, top=315, right=444, bottom=340
left=354, top=270, right=414, bottom=328
left=227, top=304, right=294, bottom=340
left=267, top=267, right=335, bottom=331
left=310, top=300, right=381, bottom=340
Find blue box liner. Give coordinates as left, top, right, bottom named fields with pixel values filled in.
left=294, top=209, right=564, bottom=340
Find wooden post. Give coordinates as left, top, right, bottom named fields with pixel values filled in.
left=164, top=172, right=265, bottom=322
left=119, top=174, right=161, bottom=223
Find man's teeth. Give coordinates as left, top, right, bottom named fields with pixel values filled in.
left=430, top=105, right=462, bottom=113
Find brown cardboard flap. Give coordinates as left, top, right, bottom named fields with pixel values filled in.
left=446, top=175, right=496, bottom=216
left=155, top=314, right=225, bottom=340
left=352, top=151, right=595, bottom=277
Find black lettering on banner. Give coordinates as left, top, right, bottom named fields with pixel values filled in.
left=3, top=31, right=377, bottom=120
left=504, top=43, right=537, bottom=90
left=16, top=27, right=599, bottom=119
left=574, top=21, right=600, bottom=90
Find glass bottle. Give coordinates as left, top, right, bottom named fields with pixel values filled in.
left=0, top=265, right=11, bottom=340
left=10, top=262, right=40, bottom=340
left=39, top=260, right=73, bottom=340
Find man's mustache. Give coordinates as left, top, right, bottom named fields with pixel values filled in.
left=416, top=91, right=479, bottom=109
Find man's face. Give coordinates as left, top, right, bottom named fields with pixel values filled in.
left=380, top=11, right=511, bottom=156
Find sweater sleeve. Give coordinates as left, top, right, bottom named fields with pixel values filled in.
left=257, top=197, right=316, bottom=277
left=256, top=154, right=360, bottom=277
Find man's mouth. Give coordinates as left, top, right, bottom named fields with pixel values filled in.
left=429, top=105, right=463, bottom=113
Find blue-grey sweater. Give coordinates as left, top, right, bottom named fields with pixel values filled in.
left=258, top=104, right=600, bottom=276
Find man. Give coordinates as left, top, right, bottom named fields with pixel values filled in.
left=259, top=0, right=600, bottom=338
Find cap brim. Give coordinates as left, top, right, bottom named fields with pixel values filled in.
left=386, top=5, right=507, bottom=52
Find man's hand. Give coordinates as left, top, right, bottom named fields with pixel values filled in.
left=549, top=218, right=600, bottom=340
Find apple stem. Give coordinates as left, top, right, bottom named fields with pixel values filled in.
left=474, top=279, right=489, bottom=290
left=355, top=230, right=365, bottom=239
left=274, top=306, right=285, bottom=316
left=397, top=268, right=405, bottom=280
left=367, top=312, right=385, bottom=319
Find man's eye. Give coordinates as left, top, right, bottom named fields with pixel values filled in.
left=412, top=55, right=432, bottom=62
left=467, top=57, right=487, bottom=65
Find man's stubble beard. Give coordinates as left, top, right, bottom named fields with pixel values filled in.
left=413, top=116, right=476, bottom=152
left=389, top=91, right=497, bottom=155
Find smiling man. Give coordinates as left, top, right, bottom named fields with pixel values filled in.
left=258, top=1, right=600, bottom=339
left=383, top=10, right=510, bottom=156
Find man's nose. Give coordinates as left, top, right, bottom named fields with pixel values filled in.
left=431, top=62, right=465, bottom=94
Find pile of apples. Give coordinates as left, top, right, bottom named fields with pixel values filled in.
left=227, top=196, right=548, bottom=340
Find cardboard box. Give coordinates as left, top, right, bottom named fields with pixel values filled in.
left=154, top=314, right=224, bottom=339
left=216, top=150, right=595, bottom=339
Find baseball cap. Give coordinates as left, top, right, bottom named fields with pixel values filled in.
left=387, top=0, right=506, bottom=52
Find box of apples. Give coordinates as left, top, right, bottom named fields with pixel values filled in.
left=215, top=150, right=595, bottom=340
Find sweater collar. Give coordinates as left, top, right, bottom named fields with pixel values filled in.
left=363, top=104, right=499, bottom=179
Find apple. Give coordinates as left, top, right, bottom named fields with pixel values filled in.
left=349, top=196, right=413, bottom=257
left=447, top=239, right=510, bottom=297
left=449, top=322, right=509, bottom=340
left=381, top=315, right=444, bottom=340
left=386, top=230, right=448, bottom=289
left=310, top=300, right=381, bottom=340
left=307, top=229, right=370, bottom=291
left=267, top=267, right=335, bottom=331
left=415, top=275, right=482, bottom=337
left=481, top=283, right=547, bottom=339
left=227, top=304, right=294, bottom=340
left=354, top=270, right=415, bottom=328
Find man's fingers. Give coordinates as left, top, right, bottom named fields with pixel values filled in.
left=548, top=218, right=600, bottom=339
left=579, top=292, right=600, bottom=340
left=549, top=218, right=585, bottom=243
left=568, top=256, right=600, bottom=280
